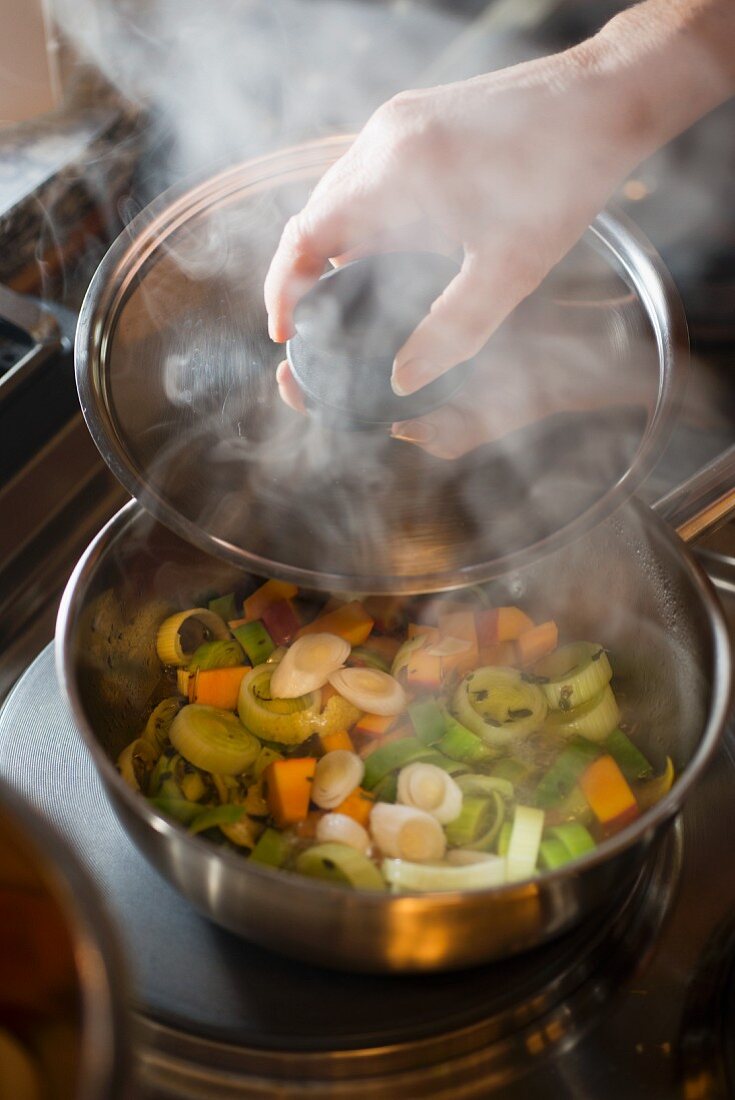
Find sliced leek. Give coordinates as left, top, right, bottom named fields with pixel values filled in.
left=370, top=803, right=446, bottom=862
left=270, top=632, right=350, bottom=698
left=295, top=843, right=385, bottom=890
left=452, top=667, right=547, bottom=746
left=141, top=697, right=185, bottom=750
left=188, top=639, right=246, bottom=671
left=329, top=667, right=407, bottom=717
left=534, top=642, right=612, bottom=710
left=456, top=774, right=514, bottom=800
left=311, top=751, right=365, bottom=810
left=396, top=763, right=462, bottom=824
left=381, top=855, right=506, bottom=892
left=316, top=813, right=371, bottom=854
left=156, top=608, right=230, bottom=666
left=118, top=738, right=159, bottom=790
left=506, top=805, right=544, bottom=881
left=545, top=685, right=620, bottom=742
left=237, top=665, right=321, bottom=745
left=169, top=704, right=260, bottom=775
left=391, top=636, right=429, bottom=679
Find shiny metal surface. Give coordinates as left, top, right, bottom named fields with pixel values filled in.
left=55, top=491, right=731, bottom=972
left=75, top=138, right=689, bottom=593
left=656, top=442, right=735, bottom=544
left=0, top=780, right=133, bottom=1099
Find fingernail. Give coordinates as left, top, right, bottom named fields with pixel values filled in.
left=391, top=419, right=437, bottom=444
left=391, top=358, right=438, bottom=396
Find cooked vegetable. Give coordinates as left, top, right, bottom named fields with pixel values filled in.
left=297, top=600, right=374, bottom=646
left=370, top=803, right=446, bottom=862
left=382, top=855, right=506, bottom=892
left=636, top=756, right=675, bottom=811
left=534, top=737, right=600, bottom=808
left=261, top=599, right=301, bottom=645
left=265, top=757, right=317, bottom=827
left=250, top=827, right=291, bottom=867
left=545, top=685, right=620, bottom=742
left=208, top=592, right=239, bottom=622
left=579, top=755, right=639, bottom=833
left=334, top=786, right=375, bottom=827
left=118, top=738, right=159, bottom=790
left=156, top=608, right=230, bottom=666
left=452, top=667, right=547, bottom=745
left=311, top=751, right=364, bottom=810
left=477, top=606, right=534, bottom=645
left=353, top=713, right=396, bottom=739
left=141, top=697, right=185, bottom=750
left=232, top=620, right=275, bottom=665
left=296, top=843, right=385, bottom=889
left=188, top=803, right=246, bottom=836
left=169, top=704, right=260, bottom=775
left=515, top=621, right=559, bottom=666
left=270, top=633, right=350, bottom=699
left=316, top=812, right=371, bottom=853
left=408, top=698, right=446, bottom=746
left=329, top=667, right=406, bottom=716
left=603, top=728, right=653, bottom=782
left=188, top=639, right=245, bottom=671
left=444, top=794, right=502, bottom=848
left=320, top=729, right=354, bottom=754
left=188, top=666, right=249, bottom=710
left=396, top=763, right=463, bottom=824
left=506, top=805, right=545, bottom=881
left=243, top=579, right=298, bottom=623
left=534, top=642, right=613, bottom=710
left=363, top=737, right=431, bottom=790
left=238, top=665, right=321, bottom=745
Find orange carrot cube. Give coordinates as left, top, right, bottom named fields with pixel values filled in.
left=580, top=755, right=639, bottom=835
left=265, top=758, right=317, bottom=828
left=188, top=666, right=249, bottom=710
left=320, top=729, right=355, bottom=754
left=297, top=601, right=374, bottom=646
left=515, top=621, right=558, bottom=666
left=353, top=713, right=396, bottom=739
left=334, top=787, right=375, bottom=828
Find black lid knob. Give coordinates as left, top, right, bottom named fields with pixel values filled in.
left=286, top=252, right=474, bottom=428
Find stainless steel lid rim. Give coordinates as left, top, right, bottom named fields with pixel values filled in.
left=54, top=497, right=730, bottom=912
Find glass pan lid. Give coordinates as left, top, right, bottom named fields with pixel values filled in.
left=76, top=137, right=687, bottom=594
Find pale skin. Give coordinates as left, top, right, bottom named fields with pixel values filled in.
left=265, top=0, right=735, bottom=458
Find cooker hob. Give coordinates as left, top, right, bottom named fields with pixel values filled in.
left=2, top=635, right=735, bottom=1098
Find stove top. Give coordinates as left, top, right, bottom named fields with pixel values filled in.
left=1, top=554, right=734, bottom=1098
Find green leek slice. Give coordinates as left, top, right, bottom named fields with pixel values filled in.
left=254, top=746, right=284, bottom=780
left=538, top=838, right=570, bottom=871
left=408, top=698, right=446, bottom=746
left=141, top=697, right=184, bottom=751
left=497, top=821, right=512, bottom=857
left=296, top=843, right=385, bottom=890
left=208, top=592, right=239, bottom=621
left=544, top=685, right=620, bottom=742
left=381, top=855, right=506, bottom=893
left=603, top=728, right=653, bottom=781
left=149, top=796, right=204, bottom=825
left=506, top=805, right=544, bottom=881
left=534, top=738, right=600, bottom=808
left=451, top=667, right=547, bottom=747
left=233, top=621, right=276, bottom=665
left=533, top=642, right=612, bottom=711
left=188, top=639, right=245, bottom=671
left=156, top=608, right=230, bottom=667
left=363, top=737, right=431, bottom=790
left=250, top=827, right=291, bottom=867
left=350, top=646, right=391, bottom=673
left=456, top=774, right=514, bottom=800
left=548, top=822, right=596, bottom=860
left=188, top=804, right=246, bottom=836
left=391, top=636, right=429, bottom=679
left=444, top=796, right=493, bottom=847
left=237, top=665, right=321, bottom=745
left=436, top=710, right=498, bottom=765
left=170, top=704, right=260, bottom=775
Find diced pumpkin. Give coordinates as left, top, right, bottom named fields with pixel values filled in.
left=188, top=666, right=249, bottom=710
left=243, top=579, right=299, bottom=623
left=477, top=642, right=517, bottom=667
left=320, top=729, right=355, bottom=754
left=297, top=600, right=374, bottom=646
left=334, top=787, right=375, bottom=828
left=515, top=621, right=559, bottom=666
left=579, top=755, right=639, bottom=835
left=406, top=647, right=443, bottom=689
left=353, top=713, right=396, bottom=739
left=437, top=609, right=479, bottom=675
left=359, top=634, right=402, bottom=663
left=407, top=623, right=441, bottom=642
left=265, top=758, right=317, bottom=828
left=261, top=599, right=301, bottom=645
left=477, top=606, right=535, bottom=646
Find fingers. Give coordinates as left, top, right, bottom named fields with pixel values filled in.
left=391, top=404, right=488, bottom=461
left=331, top=221, right=456, bottom=269
left=391, top=245, right=548, bottom=396
left=275, top=360, right=307, bottom=414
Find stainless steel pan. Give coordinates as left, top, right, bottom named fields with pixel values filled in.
left=55, top=448, right=735, bottom=972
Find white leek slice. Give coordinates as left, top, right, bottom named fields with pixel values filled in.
left=329, top=667, right=407, bottom=716
left=370, top=803, right=446, bottom=862
left=316, top=813, right=370, bottom=854
left=397, top=763, right=463, bottom=824
left=426, top=637, right=472, bottom=658
left=545, top=684, right=620, bottom=742
left=447, top=849, right=504, bottom=867
left=156, top=608, right=230, bottom=667
left=312, top=751, right=365, bottom=810
left=296, top=843, right=385, bottom=890
left=381, top=855, right=506, bottom=892
left=534, top=642, right=613, bottom=710
left=506, top=805, right=545, bottom=882
left=270, top=633, right=351, bottom=699
left=170, top=704, right=260, bottom=776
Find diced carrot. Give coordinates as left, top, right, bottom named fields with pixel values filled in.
left=437, top=610, right=479, bottom=675
left=477, top=642, right=517, bottom=667
left=292, top=810, right=324, bottom=839
left=320, top=729, right=354, bottom=754
left=579, top=755, right=639, bottom=835
left=407, top=624, right=440, bottom=642
left=477, top=607, right=535, bottom=646
left=406, top=648, right=443, bottom=689
left=243, top=579, right=298, bottom=623
left=515, top=621, right=559, bottom=666
left=297, top=600, right=374, bottom=646
left=188, top=666, right=249, bottom=710
left=353, top=713, right=396, bottom=739
left=265, top=758, right=317, bottom=827
left=261, top=599, right=301, bottom=645
left=334, top=787, right=375, bottom=828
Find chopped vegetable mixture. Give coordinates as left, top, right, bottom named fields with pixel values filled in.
left=117, top=581, right=675, bottom=893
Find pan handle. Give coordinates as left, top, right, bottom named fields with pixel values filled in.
left=654, top=443, right=735, bottom=545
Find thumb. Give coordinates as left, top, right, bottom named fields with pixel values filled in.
left=391, top=244, right=547, bottom=396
